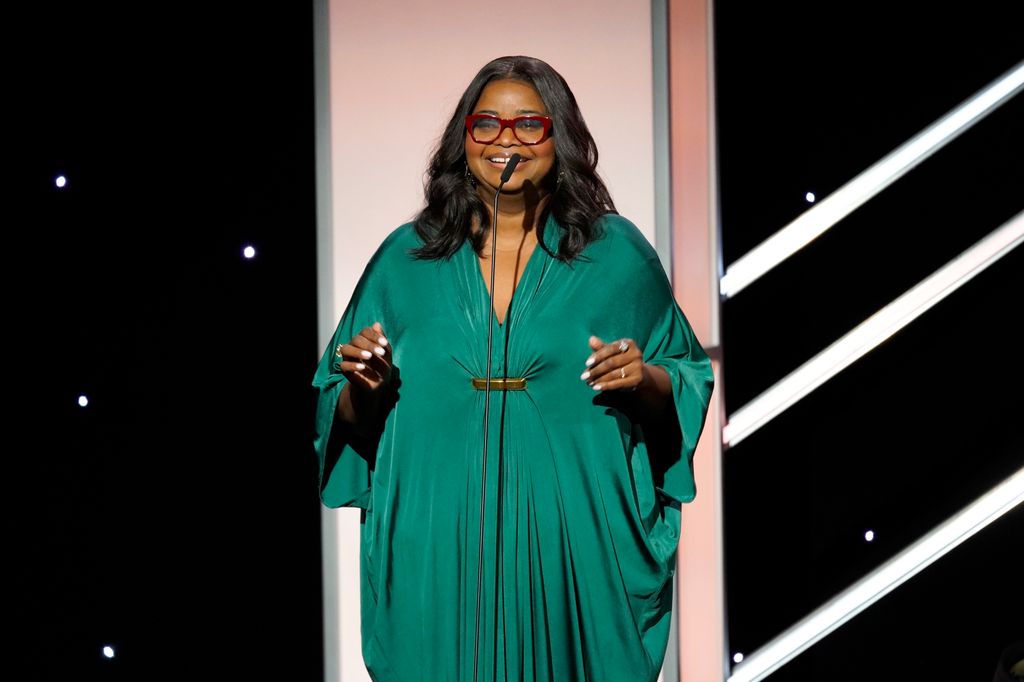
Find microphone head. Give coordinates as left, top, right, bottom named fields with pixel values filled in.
left=499, top=153, right=522, bottom=184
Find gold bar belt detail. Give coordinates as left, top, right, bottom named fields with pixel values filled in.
left=471, top=377, right=527, bottom=391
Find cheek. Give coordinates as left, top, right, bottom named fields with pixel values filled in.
left=535, top=143, right=556, bottom=176
left=536, top=141, right=556, bottom=165
left=465, top=136, right=485, bottom=158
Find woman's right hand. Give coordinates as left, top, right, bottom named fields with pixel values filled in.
left=335, top=322, right=392, bottom=392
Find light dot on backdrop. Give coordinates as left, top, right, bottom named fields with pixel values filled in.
left=864, top=529, right=875, bottom=542
left=733, top=652, right=744, bottom=663
left=102, top=645, right=115, bottom=659
left=55, top=175, right=67, bottom=188
left=78, top=395, right=89, bottom=407
left=243, top=245, right=256, bottom=259
left=805, top=191, right=815, bottom=203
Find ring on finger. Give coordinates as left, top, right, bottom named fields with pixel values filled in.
left=618, top=340, right=629, bottom=353
left=620, top=367, right=626, bottom=379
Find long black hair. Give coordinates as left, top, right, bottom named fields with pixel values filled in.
left=412, top=55, right=617, bottom=262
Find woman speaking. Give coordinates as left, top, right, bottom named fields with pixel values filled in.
left=313, top=55, right=714, bottom=682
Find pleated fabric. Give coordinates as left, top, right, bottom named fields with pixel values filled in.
left=312, top=214, right=714, bottom=682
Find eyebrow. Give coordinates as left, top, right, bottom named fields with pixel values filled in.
left=475, top=108, right=548, bottom=116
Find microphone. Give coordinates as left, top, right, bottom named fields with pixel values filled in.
left=472, top=151, right=521, bottom=682
left=500, top=152, right=522, bottom=183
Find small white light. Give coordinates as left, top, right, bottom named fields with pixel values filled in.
left=804, top=191, right=815, bottom=203
left=102, top=645, right=115, bottom=659
left=56, top=175, right=67, bottom=188
left=78, top=395, right=89, bottom=407
left=733, top=652, right=744, bottom=663
left=864, top=530, right=875, bottom=542
left=243, top=245, right=256, bottom=259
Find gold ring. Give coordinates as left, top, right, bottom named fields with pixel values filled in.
left=620, top=367, right=626, bottom=379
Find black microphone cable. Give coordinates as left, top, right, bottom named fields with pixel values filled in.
left=472, top=152, right=521, bottom=682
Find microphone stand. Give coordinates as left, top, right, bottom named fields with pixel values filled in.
left=472, top=153, right=521, bottom=682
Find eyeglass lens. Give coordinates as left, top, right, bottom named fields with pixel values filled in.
left=470, top=117, right=547, bottom=144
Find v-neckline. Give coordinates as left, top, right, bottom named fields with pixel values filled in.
left=473, top=234, right=544, bottom=328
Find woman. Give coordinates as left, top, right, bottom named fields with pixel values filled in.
left=313, top=55, right=714, bottom=682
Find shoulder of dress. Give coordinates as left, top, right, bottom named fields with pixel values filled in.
left=367, top=223, right=423, bottom=263
left=592, top=214, right=660, bottom=263
left=380, top=222, right=419, bottom=249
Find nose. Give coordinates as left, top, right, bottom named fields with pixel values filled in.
left=496, top=123, right=520, bottom=146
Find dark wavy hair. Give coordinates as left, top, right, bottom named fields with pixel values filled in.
left=412, top=55, right=617, bottom=262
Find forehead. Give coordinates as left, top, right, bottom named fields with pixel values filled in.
left=473, top=79, right=548, bottom=114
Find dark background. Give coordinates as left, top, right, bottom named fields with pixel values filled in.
left=11, top=2, right=1022, bottom=681
left=715, top=1, right=1023, bottom=680
left=14, top=4, right=322, bottom=681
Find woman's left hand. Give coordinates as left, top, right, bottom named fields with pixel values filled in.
left=580, top=335, right=645, bottom=392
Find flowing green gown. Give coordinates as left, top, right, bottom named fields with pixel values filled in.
left=313, top=214, right=714, bottom=682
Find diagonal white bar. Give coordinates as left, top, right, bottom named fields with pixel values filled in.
left=723, top=210, right=1024, bottom=448
left=728, top=464, right=1024, bottom=682
left=720, top=60, right=1024, bottom=300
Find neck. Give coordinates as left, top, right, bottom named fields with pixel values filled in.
left=476, top=181, right=548, bottom=241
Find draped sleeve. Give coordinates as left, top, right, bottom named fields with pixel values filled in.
left=597, top=215, right=715, bottom=506
left=642, top=286, right=714, bottom=505
left=311, top=226, right=409, bottom=509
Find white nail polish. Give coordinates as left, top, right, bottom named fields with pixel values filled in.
left=378, top=336, right=388, bottom=347
left=374, top=346, right=385, bottom=356
left=580, top=371, right=590, bottom=381
left=592, top=384, right=602, bottom=391
left=355, top=363, right=365, bottom=370
left=360, top=350, right=372, bottom=359
left=585, top=356, right=595, bottom=367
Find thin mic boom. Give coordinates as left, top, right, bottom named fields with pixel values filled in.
left=472, top=153, right=521, bottom=682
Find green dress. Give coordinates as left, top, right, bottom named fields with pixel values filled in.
left=312, top=214, right=714, bottom=682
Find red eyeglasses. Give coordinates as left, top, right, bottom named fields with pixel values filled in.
left=465, top=114, right=553, bottom=145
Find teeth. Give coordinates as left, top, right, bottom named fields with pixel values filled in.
left=488, top=157, right=508, bottom=163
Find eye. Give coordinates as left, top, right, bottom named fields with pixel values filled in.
left=515, top=118, right=543, bottom=131
left=473, top=117, right=500, bottom=130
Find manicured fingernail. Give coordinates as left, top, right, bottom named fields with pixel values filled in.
left=374, top=346, right=385, bottom=356
left=592, top=384, right=602, bottom=391
left=360, top=350, right=372, bottom=359
left=378, top=336, right=388, bottom=347
left=355, top=363, right=365, bottom=370
left=585, top=356, right=595, bottom=367
left=580, top=371, right=590, bottom=381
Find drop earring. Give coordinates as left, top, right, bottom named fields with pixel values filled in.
left=465, top=163, right=477, bottom=187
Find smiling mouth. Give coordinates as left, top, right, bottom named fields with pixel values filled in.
left=487, top=156, right=527, bottom=166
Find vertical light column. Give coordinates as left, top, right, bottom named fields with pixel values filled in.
left=312, top=2, right=347, bottom=682
left=668, top=0, right=727, bottom=680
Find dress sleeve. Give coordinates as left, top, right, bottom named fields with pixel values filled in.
left=311, top=237, right=397, bottom=510
left=602, top=216, right=714, bottom=506
left=643, top=300, right=715, bottom=506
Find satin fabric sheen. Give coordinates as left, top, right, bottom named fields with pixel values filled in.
left=313, top=214, right=714, bottom=682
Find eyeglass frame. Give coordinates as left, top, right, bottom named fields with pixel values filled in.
left=464, top=114, right=554, bottom=145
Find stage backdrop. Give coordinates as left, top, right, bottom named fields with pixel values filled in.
left=315, top=1, right=670, bottom=680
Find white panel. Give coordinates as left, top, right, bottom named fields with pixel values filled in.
left=327, top=1, right=658, bottom=318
